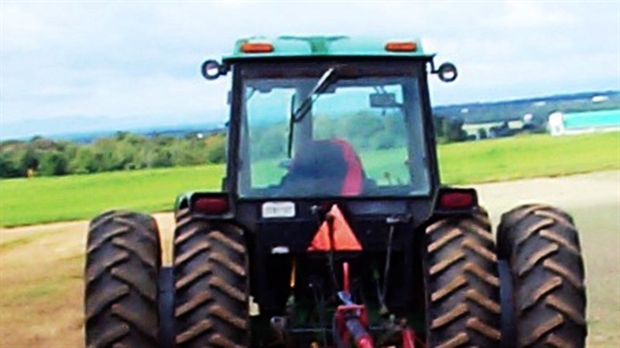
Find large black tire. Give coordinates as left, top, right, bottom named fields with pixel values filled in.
left=173, top=209, right=249, bottom=348
left=84, top=210, right=161, bottom=348
left=424, top=210, right=501, bottom=348
left=497, top=204, right=587, bottom=347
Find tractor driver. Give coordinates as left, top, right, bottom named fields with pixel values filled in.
left=278, top=139, right=367, bottom=197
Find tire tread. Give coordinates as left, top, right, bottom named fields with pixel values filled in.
left=498, top=204, right=586, bottom=347
left=173, top=211, right=249, bottom=347
left=84, top=210, right=161, bottom=348
left=425, top=210, right=501, bottom=347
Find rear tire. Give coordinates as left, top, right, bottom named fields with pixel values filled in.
left=424, top=209, right=501, bottom=348
left=84, top=210, right=161, bottom=348
left=498, top=204, right=587, bottom=347
left=173, top=209, right=249, bottom=348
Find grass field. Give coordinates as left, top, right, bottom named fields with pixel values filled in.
left=0, top=165, right=224, bottom=227
left=1, top=132, right=618, bottom=227
left=437, top=131, right=620, bottom=184
left=0, top=171, right=618, bottom=347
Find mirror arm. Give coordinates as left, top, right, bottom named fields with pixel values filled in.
left=429, top=60, right=438, bottom=74
left=429, top=61, right=458, bottom=83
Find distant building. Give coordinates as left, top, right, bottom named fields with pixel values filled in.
left=548, top=112, right=565, bottom=136
left=592, top=95, right=609, bottom=103
left=548, top=109, right=620, bottom=136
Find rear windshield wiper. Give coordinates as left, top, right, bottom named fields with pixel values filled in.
left=287, top=67, right=341, bottom=157
left=291, top=67, right=338, bottom=123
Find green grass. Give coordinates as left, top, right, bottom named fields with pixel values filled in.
left=1, top=132, right=618, bottom=227
left=438, top=132, right=620, bottom=184
left=0, top=165, right=224, bottom=227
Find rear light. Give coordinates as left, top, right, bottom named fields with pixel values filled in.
left=385, top=41, right=417, bottom=52
left=241, top=42, right=274, bottom=53
left=193, top=196, right=229, bottom=215
left=436, top=189, right=477, bottom=211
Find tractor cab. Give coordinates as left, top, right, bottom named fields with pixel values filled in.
left=236, top=58, right=431, bottom=199
left=202, top=36, right=457, bottom=202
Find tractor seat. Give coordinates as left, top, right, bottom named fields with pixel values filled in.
left=281, top=139, right=365, bottom=196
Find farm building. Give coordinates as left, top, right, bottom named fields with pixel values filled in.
left=548, top=109, right=620, bottom=136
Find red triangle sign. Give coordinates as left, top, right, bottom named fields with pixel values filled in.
left=307, top=205, right=362, bottom=252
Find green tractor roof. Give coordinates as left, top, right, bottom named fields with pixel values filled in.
left=223, top=36, right=432, bottom=61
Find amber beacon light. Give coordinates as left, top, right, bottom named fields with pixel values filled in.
left=241, top=42, right=274, bottom=53
left=385, top=41, right=417, bottom=52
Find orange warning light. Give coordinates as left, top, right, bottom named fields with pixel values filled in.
left=307, top=205, right=362, bottom=252
left=385, top=41, right=417, bottom=52
left=241, top=42, right=274, bottom=53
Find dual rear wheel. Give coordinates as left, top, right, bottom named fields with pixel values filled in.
left=424, top=205, right=587, bottom=348
left=84, top=210, right=249, bottom=348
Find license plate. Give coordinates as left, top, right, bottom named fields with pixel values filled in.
left=262, top=201, right=295, bottom=218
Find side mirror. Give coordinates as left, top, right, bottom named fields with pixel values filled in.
left=436, top=62, right=458, bottom=83
left=201, top=59, right=227, bottom=80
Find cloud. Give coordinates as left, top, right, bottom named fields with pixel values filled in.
left=487, top=1, right=579, bottom=29
left=1, top=1, right=619, bottom=138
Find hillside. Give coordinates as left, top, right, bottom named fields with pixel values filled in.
left=434, top=90, right=620, bottom=124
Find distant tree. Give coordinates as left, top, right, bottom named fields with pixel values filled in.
left=148, top=148, right=173, bottom=168
left=19, top=147, right=39, bottom=176
left=205, top=134, right=226, bottom=164
left=0, top=152, right=21, bottom=178
left=443, top=116, right=468, bottom=142
left=206, top=143, right=225, bottom=164
left=372, top=131, right=398, bottom=149
left=343, top=111, right=383, bottom=149
left=433, top=114, right=446, bottom=138
left=29, top=136, right=57, bottom=151
left=169, top=137, right=209, bottom=166
left=252, top=124, right=286, bottom=160
left=69, top=147, right=98, bottom=174
left=39, top=151, right=68, bottom=176
left=0, top=128, right=273, bottom=178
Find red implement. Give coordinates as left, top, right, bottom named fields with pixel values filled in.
left=335, top=304, right=373, bottom=348
left=401, top=327, right=416, bottom=348
left=335, top=262, right=374, bottom=348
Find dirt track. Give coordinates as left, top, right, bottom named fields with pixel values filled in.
left=0, top=170, right=618, bottom=347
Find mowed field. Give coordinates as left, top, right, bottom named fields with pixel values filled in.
left=1, top=132, right=619, bottom=227
left=0, top=171, right=618, bottom=347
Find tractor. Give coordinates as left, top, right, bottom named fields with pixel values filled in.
left=83, top=36, right=587, bottom=348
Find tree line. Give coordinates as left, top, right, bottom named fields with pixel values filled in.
left=250, top=111, right=471, bottom=161
left=0, top=131, right=226, bottom=179
left=0, top=112, right=469, bottom=179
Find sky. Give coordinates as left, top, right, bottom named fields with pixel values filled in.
left=1, top=1, right=619, bottom=139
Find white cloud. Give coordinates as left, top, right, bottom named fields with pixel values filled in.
left=487, top=1, right=579, bottom=29
left=1, top=1, right=619, bottom=138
